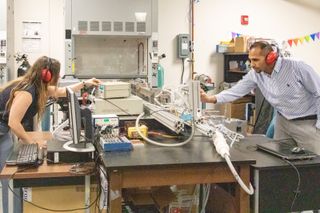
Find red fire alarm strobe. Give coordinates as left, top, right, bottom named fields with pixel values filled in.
left=241, top=15, right=249, bottom=25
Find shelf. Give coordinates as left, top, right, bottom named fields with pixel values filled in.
left=223, top=52, right=248, bottom=56
left=227, top=70, right=248, bottom=74
left=224, top=52, right=249, bottom=83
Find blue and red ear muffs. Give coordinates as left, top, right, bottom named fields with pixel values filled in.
left=265, top=51, right=278, bottom=65
left=41, top=57, right=52, bottom=83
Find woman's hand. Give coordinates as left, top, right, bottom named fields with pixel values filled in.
left=84, top=78, right=102, bottom=87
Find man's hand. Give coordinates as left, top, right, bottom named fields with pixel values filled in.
left=200, top=89, right=217, bottom=103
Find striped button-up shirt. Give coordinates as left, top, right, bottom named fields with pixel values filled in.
left=216, top=57, right=320, bottom=129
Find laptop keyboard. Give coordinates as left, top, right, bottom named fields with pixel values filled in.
left=16, top=143, right=43, bottom=166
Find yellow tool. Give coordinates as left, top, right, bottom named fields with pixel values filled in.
left=127, top=125, right=148, bottom=139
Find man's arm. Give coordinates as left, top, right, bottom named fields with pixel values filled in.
left=200, top=90, right=217, bottom=103
left=201, top=71, right=257, bottom=104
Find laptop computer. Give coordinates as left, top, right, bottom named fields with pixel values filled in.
left=6, top=142, right=43, bottom=166
left=257, top=140, right=318, bottom=160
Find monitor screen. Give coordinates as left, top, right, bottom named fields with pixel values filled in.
left=66, top=87, right=82, bottom=144
left=64, top=87, right=95, bottom=152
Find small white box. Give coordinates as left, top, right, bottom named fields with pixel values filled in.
left=92, top=114, right=119, bottom=135
left=92, top=114, right=119, bottom=128
left=98, top=81, right=131, bottom=99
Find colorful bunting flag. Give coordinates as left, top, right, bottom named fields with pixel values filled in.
left=231, top=32, right=242, bottom=38
left=304, top=35, right=310, bottom=42
left=299, top=37, right=304, bottom=44
left=286, top=32, right=320, bottom=47
left=231, top=31, right=319, bottom=48
left=310, top=33, right=316, bottom=41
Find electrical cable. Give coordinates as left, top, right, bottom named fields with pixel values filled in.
left=224, top=154, right=254, bottom=195
left=104, top=98, right=133, bottom=116
left=52, top=119, right=69, bottom=133
left=212, top=131, right=254, bottom=195
left=200, top=183, right=211, bottom=213
left=210, top=123, right=244, bottom=147
left=229, top=136, right=238, bottom=148
left=180, top=58, right=185, bottom=84
left=135, top=112, right=195, bottom=147
left=283, top=159, right=301, bottom=212
left=154, top=90, right=165, bottom=106
left=52, top=119, right=70, bottom=141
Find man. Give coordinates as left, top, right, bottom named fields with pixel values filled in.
left=201, top=41, right=320, bottom=154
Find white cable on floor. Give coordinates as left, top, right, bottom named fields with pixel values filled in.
left=135, top=112, right=195, bottom=147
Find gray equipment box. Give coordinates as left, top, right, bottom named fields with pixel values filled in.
left=98, top=81, right=131, bottom=99
left=93, top=95, right=143, bottom=115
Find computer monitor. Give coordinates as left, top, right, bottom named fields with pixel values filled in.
left=63, top=87, right=95, bottom=152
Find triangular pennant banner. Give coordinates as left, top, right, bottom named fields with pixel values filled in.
left=299, top=37, right=304, bottom=44
left=229, top=31, right=319, bottom=46
left=304, top=35, right=310, bottom=42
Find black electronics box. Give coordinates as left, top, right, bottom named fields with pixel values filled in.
left=46, top=139, right=94, bottom=164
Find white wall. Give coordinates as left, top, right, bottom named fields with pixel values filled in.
left=0, top=0, right=6, bottom=31
left=158, top=0, right=191, bottom=86
left=11, top=0, right=65, bottom=77
left=158, top=0, right=320, bottom=90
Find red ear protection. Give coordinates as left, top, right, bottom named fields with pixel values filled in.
left=265, top=51, right=278, bottom=65
left=41, top=57, right=52, bottom=83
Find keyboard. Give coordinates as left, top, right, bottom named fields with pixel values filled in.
left=16, top=143, right=44, bottom=166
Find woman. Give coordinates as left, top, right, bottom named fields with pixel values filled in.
left=0, top=56, right=101, bottom=213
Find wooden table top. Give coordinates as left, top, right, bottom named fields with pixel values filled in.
left=0, top=131, right=85, bottom=179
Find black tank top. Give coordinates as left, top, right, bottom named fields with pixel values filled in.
left=0, top=84, right=38, bottom=124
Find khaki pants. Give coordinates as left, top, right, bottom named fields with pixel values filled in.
left=274, top=114, right=320, bottom=154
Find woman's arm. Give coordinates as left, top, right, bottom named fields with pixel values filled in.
left=47, top=78, right=102, bottom=98
left=8, top=91, right=34, bottom=143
